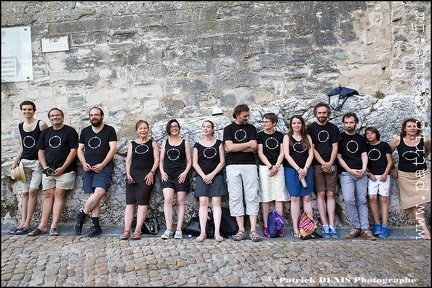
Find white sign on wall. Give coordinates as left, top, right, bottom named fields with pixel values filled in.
left=1, top=26, right=33, bottom=83
left=41, top=36, right=69, bottom=52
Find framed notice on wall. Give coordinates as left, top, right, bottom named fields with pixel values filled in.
left=1, top=26, right=33, bottom=83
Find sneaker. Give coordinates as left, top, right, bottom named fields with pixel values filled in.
left=322, top=225, right=331, bottom=238
left=263, top=227, right=270, bottom=238
left=346, top=228, right=361, bottom=239
left=378, top=226, right=389, bottom=238
left=361, top=229, right=376, bottom=241
left=87, top=226, right=102, bottom=237
left=174, top=229, right=182, bottom=239
left=373, top=223, right=382, bottom=236
left=329, top=226, right=338, bottom=238
left=161, top=229, right=174, bottom=239
left=279, top=228, right=285, bottom=237
left=74, top=211, right=84, bottom=235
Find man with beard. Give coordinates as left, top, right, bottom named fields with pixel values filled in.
left=223, top=104, right=261, bottom=242
left=307, top=102, right=341, bottom=238
left=74, top=107, right=117, bottom=237
left=337, top=112, right=375, bottom=240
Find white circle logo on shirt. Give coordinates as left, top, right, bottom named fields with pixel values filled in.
left=234, top=129, right=247, bottom=142
left=167, top=148, right=180, bottom=161
left=88, top=136, right=102, bottom=149
left=203, top=147, right=217, bottom=159
left=367, top=148, right=381, bottom=161
left=135, top=144, right=149, bottom=155
left=48, top=135, right=61, bottom=149
left=402, top=150, right=420, bottom=161
left=265, top=137, right=279, bottom=150
left=346, top=140, right=359, bottom=154
left=317, top=130, right=329, bottom=143
left=293, top=141, right=307, bottom=153
left=23, top=135, right=36, bottom=149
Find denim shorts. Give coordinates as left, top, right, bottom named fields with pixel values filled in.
left=82, top=162, right=114, bottom=194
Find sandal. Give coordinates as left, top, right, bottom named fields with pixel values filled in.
left=131, top=230, right=142, bottom=240
left=196, top=235, right=207, bottom=243
left=249, top=230, right=262, bottom=242
left=214, top=235, right=224, bottom=243
left=292, top=231, right=300, bottom=238
left=9, top=227, right=19, bottom=234
left=50, top=228, right=59, bottom=236
left=28, top=228, right=47, bottom=237
left=15, top=227, right=32, bottom=235
left=232, top=230, right=246, bottom=241
left=120, top=230, right=130, bottom=240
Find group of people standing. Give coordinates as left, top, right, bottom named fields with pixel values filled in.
left=9, top=102, right=118, bottom=238
left=8, top=101, right=431, bottom=241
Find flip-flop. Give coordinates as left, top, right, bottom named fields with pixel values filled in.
left=15, top=227, right=32, bottom=235
left=27, top=228, right=47, bottom=237
left=8, top=227, right=19, bottom=234
left=50, top=228, right=59, bottom=236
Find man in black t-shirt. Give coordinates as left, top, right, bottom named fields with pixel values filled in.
left=337, top=112, right=375, bottom=240
left=75, top=107, right=118, bottom=237
left=307, top=102, right=341, bottom=238
left=223, top=104, right=261, bottom=242
left=28, top=108, right=78, bottom=236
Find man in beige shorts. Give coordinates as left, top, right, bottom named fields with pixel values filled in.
left=9, top=100, right=48, bottom=235
left=28, top=108, right=79, bottom=236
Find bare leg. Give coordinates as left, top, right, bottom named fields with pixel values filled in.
left=316, top=191, right=328, bottom=226
left=176, top=192, right=187, bottom=231
left=369, top=194, right=380, bottom=223
left=198, top=196, right=209, bottom=239
left=291, top=197, right=301, bottom=234
left=212, top=197, right=222, bottom=238
left=163, top=188, right=174, bottom=231
left=23, top=188, right=38, bottom=228
left=19, top=192, right=29, bottom=228
left=380, top=195, right=389, bottom=225
left=123, top=204, right=135, bottom=231
left=326, top=191, right=336, bottom=226
left=50, top=188, right=66, bottom=229
left=83, top=187, right=106, bottom=217
left=136, top=205, right=148, bottom=232
left=37, top=188, right=55, bottom=232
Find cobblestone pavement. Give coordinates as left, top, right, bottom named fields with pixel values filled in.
left=1, top=224, right=431, bottom=287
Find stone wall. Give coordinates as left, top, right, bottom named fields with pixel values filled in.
left=1, top=2, right=430, bottom=228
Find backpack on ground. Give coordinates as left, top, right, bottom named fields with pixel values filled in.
left=131, top=214, right=160, bottom=235
left=267, top=210, right=284, bottom=238
left=184, top=207, right=215, bottom=238
left=220, top=207, right=238, bottom=238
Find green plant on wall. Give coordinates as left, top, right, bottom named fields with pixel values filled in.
left=374, top=90, right=385, bottom=99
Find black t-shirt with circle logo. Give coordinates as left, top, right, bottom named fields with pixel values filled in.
left=37, top=125, right=79, bottom=173
left=79, top=124, right=117, bottom=166
left=223, top=122, right=258, bottom=165
left=257, top=130, right=284, bottom=166
left=338, top=132, right=367, bottom=171
left=307, top=121, right=341, bottom=165
left=366, top=141, right=392, bottom=175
